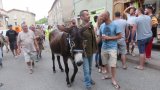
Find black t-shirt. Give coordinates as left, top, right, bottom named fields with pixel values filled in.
left=151, top=15, right=158, bottom=37
left=6, top=30, right=18, bottom=43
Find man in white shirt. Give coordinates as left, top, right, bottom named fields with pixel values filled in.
left=17, top=23, right=39, bottom=74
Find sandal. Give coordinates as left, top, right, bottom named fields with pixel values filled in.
left=112, top=82, right=120, bottom=89
left=123, top=65, right=128, bottom=70
left=101, top=75, right=111, bottom=80
left=134, top=66, right=144, bottom=70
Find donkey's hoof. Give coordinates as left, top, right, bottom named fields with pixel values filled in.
left=61, top=69, right=64, bottom=72
left=67, top=83, right=72, bottom=87
left=76, top=61, right=83, bottom=66
left=53, top=70, right=56, bottom=73
left=71, top=78, right=75, bottom=83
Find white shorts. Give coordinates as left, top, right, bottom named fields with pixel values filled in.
left=23, top=51, right=36, bottom=62
left=101, top=49, right=117, bottom=67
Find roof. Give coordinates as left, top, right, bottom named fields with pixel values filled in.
left=0, top=8, right=8, bottom=17
left=48, top=0, right=58, bottom=13
left=7, top=9, right=36, bottom=16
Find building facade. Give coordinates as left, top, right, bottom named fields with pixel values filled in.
left=7, top=9, right=36, bottom=26
left=0, top=0, right=3, bottom=9
left=73, top=0, right=114, bottom=25
left=48, top=0, right=74, bottom=26
left=0, top=0, right=8, bottom=30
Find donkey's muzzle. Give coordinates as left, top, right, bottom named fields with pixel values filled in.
left=76, top=60, right=83, bottom=66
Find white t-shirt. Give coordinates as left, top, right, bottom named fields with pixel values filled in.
left=94, top=23, right=100, bottom=36
left=17, top=30, right=36, bottom=53
left=127, top=14, right=136, bottom=25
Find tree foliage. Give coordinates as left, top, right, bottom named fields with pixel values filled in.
left=36, top=17, right=47, bottom=24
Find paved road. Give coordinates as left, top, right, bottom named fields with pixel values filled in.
left=0, top=44, right=160, bottom=90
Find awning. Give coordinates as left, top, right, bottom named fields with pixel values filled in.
left=144, top=0, right=156, bottom=5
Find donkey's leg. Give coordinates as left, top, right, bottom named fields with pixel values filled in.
left=37, top=52, right=39, bottom=59
left=63, top=56, right=71, bottom=87
left=52, top=52, right=56, bottom=73
left=39, top=49, right=42, bottom=58
left=71, top=60, right=78, bottom=84
left=57, top=55, right=64, bottom=72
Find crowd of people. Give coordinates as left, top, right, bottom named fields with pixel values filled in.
left=89, top=6, right=158, bottom=90
left=0, top=6, right=159, bottom=90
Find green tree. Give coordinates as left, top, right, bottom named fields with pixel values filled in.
left=36, top=17, right=47, bottom=24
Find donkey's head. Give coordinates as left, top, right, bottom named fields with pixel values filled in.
left=68, top=26, right=87, bottom=66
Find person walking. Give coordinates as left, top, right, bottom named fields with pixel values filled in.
left=6, top=25, right=18, bottom=58
left=17, top=23, right=39, bottom=74
left=0, top=32, right=9, bottom=67
left=94, top=15, right=106, bottom=73
left=113, top=11, right=128, bottom=69
left=79, top=10, right=97, bottom=90
left=100, top=11, right=121, bottom=89
left=145, top=6, right=158, bottom=60
left=133, top=8, right=152, bottom=70
left=45, top=25, right=52, bottom=40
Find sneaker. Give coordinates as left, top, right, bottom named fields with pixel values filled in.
left=91, top=80, right=95, bottom=85
left=126, top=52, right=131, bottom=55
left=131, top=52, right=136, bottom=56
left=102, top=70, right=107, bottom=74
left=98, top=68, right=102, bottom=73
left=14, top=56, right=18, bottom=58
left=85, top=87, right=91, bottom=90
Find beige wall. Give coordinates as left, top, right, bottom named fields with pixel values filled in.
left=0, top=0, right=8, bottom=30
left=48, top=0, right=73, bottom=26
left=0, top=15, right=7, bottom=30
left=7, top=10, right=35, bottom=27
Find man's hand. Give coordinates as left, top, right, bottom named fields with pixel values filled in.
left=102, top=35, right=111, bottom=41
left=84, top=22, right=91, bottom=29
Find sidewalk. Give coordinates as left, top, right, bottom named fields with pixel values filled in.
left=126, top=47, right=160, bottom=70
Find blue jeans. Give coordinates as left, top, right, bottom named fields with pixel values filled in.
left=0, top=48, right=2, bottom=65
left=83, top=55, right=93, bottom=88
left=95, top=52, right=99, bottom=63
left=137, top=37, right=151, bottom=54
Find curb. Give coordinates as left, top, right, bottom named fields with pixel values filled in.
left=126, top=55, right=160, bottom=70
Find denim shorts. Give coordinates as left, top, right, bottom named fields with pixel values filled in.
left=118, top=40, right=127, bottom=55
left=137, top=37, right=152, bottom=54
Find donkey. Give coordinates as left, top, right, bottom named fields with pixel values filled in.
left=49, top=25, right=86, bottom=87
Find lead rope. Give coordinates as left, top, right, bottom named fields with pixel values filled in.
left=68, top=35, right=75, bottom=57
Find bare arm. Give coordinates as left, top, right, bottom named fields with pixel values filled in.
left=102, top=33, right=122, bottom=41
left=124, top=6, right=133, bottom=15
left=34, top=39, right=39, bottom=51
